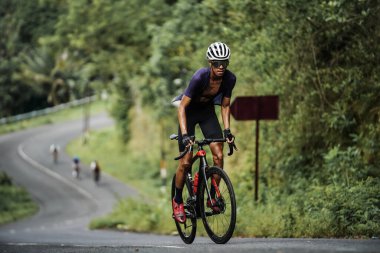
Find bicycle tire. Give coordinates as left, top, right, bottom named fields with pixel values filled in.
left=171, top=174, right=197, bottom=244
left=198, top=166, right=236, bottom=244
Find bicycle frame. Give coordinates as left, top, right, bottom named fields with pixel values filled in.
left=187, top=144, right=222, bottom=213
left=170, top=133, right=236, bottom=214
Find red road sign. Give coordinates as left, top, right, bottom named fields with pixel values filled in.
left=230, top=95, right=279, bottom=201
left=230, top=96, right=279, bottom=121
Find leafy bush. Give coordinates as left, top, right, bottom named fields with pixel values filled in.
left=89, top=197, right=175, bottom=234
left=0, top=172, right=38, bottom=225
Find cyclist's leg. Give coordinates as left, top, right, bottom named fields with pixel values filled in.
left=199, top=106, right=224, bottom=199
left=199, top=105, right=224, bottom=167
left=173, top=112, right=197, bottom=223
left=198, top=107, right=224, bottom=161
left=174, top=110, right=197, bottom=203
left=174, top=152, right=193, bottom=202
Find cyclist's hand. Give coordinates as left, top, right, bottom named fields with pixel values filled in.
left=223, top=128, right=235, bottom=143
left=182, top=134, right=194, bottom=148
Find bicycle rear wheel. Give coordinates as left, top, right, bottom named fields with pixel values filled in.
left=171, top=174, right=197, bottom=244
left=198, top=166, right=236, bottom=244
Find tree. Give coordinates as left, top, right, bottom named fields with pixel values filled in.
left=0, top=0, right=63, bottom=116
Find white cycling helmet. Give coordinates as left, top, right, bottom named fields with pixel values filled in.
left=206, top=42, right=231, bottom=61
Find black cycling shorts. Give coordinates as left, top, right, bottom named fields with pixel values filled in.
left=178, top=104, right=223, bottom=152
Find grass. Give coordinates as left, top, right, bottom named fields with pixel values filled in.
left=66, top=126, right=163, bottom=199
left=0, top=172, right=38, bottom=225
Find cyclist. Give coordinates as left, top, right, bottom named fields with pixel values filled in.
left=72, top=156, right=80, bottom=178
left=172, top=42, right=236, bottom=223
left=50, top=144, right=60, bottom=164
left=91, top=160, right=101, bottom=184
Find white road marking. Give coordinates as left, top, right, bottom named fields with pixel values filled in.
left=7, top=243, right=39, bottom=246
left=7, top=242, right=185, bottom=249
left=18, top=144, right=99, bottom=205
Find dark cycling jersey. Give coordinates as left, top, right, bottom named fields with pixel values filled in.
left=173, top=67, right=236, bottom=107
left=174, top=67, right=236, bottom=151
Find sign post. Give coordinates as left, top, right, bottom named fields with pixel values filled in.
left=230, top=96, right=279, bottom=201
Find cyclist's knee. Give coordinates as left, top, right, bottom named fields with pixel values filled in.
left=182, top=162, right=192, bottom=171
left=212, top=152, right=223, bottom=165
left=178, top=161, right=191, bottom=172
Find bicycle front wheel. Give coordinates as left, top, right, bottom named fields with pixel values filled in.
left=171, top=174, right=197, bottom=244
left=198, top=166, right=236, bottom=244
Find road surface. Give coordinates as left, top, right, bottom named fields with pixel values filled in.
left=0, top=113, right=379, bottom=253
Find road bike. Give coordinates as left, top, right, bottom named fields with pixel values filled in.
left=170, top=134, right=237, bottom=244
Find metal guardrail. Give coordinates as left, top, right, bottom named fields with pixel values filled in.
left=0, top=96, right=97, bottom=125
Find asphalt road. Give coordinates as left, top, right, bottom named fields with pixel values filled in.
left=0, top=113, right=379, bottom=253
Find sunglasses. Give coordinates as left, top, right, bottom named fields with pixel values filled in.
left=211, top=60, right=229, bottom=68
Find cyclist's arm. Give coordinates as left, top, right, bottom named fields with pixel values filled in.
left=221, top=97, right=231, bottom=130
left=178, top=95, right=192, bottom=135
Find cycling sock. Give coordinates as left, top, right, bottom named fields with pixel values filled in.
left=174, top=187, right=183, bottom=204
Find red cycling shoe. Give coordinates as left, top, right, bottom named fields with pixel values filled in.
left=172, top=199, right=186, bottom=223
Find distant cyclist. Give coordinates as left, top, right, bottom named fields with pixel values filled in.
left=171, top=42, right=236, bottom=223
left=72, top=156, right=80, bottom=178
left=90, top=160, right=101, bottom=184
left=49, top=144, right=60, bottom=164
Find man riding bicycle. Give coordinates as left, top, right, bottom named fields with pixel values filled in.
left=172, top=42, right=236, bottom=223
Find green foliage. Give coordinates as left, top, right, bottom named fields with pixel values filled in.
left=89, top=198, right=174, bottom=234
left=287, top=177, right=380, bottom=238
left=110, top=81, right=134, bottom=143
left=66, top=117, right=161, bottom=196
left=0, top=0, right=64, bottom=116
left=0, top=172, right=38, bottom=225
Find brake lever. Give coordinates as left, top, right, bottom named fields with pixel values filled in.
left=174, top=148, right=188, bottom=160
left=227, top=142, right=238, bottom=156
left=173, top=136, right=195, bottom=160
left=174, top=144, right=194, bottom=160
